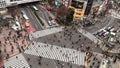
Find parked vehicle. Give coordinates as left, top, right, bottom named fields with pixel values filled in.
left=48, top=21, right=52, bottom=26
left=23, top=14, right=29, bottom=20
left=32, top=6, right=38, bottom=11
left=51, top=20, right=56, bottom=25
left=21, top=9, right=26, bottom=15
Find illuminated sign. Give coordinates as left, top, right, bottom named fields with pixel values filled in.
left=71, top=0, right=84, bottom=9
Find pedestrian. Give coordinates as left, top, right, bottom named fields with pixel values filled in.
left=30, top=65, right=32, bottom=68
left=16, top=56, right=18, bottom=59
left=11, top=48, right=13, bottom=53
left=4, top=48, right=6, bottom=53
left=27, top=58, right=30, bottom=62
left=11, top=45, right=14, bottom=49
left=22, top=40, right=25, bottom=44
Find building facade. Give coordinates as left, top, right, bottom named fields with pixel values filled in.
left=0, top=0, right=6, bottom=8
left=69, top=0, right=87, bottom=20
left=0, top=0, right=39, bottom=8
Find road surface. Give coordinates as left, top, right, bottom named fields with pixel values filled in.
left=24, top=6, right=42, bottom=31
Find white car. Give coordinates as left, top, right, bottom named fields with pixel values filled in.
left=48, top=21, right=52, bottom=26
left=110, top=28, right=115, bottom=32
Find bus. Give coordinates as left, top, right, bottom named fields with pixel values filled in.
left=32, top=6, right=38, bottom=11
left=23, top=14, right=29, bottom=20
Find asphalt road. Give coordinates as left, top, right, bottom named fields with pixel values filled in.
left=24, top=6, right=42, bottom=31
left=35, top=4, right=50, bottom=27
left=34, top=27, right=97, bottom=53
left=22, top=53, right=83, bottom=68
left=84, top=16, right=114, bottom=34
left=22, top=53, right=57, bottom=68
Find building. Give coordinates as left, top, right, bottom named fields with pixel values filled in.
left=56, top=0, right=70, bottom=7
left=0, top=0, right=39, bottom=8
left=69, top=0, right=87, bottom=20
left=0, top=0, right=6, bottom=8
left=84, top=0, right=94, bottom=15
left=55, top=0, right=87, bottom=20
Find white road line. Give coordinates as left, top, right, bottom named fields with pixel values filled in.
left=4, top=53, right=30, bottom=68
left=29, top=26, right=63, bottom=40
left=92, top=17, right=114, bottom=34
left=24, top=41, right=86, bottom=66
left=78, top=29, right=99, bottom=44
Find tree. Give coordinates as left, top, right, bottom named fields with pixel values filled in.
left=56, top=5, right=75, bottom=26
left=49, top=0, right=55, bottom=6
left=66, top=8, right=74, bottom=23
left=57, top=6, right=69, bottom=18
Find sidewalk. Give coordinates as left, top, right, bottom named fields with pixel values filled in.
left=0, top=13, right=30, bottom=62
left=77, top=28, right=101, bottom=45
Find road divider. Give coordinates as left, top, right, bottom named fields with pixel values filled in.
left=33, top=11, right=44, bottom=26
left=30, top=6, right=46, bottom=29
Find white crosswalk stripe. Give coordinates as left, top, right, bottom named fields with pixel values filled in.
left=24, top=41, right=86, bottom=65
left=78, top=29, right=100, bottom=44
left=4, top=53, right=30, bottom=68
left=29, top=26, right=64, bottom=40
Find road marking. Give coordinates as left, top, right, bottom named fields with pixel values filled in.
left=29, top=26, right=64, bottom=40
left=24, top=41, right=86, bottom=66
left=4, top=53, right=30, bottom=68
left=92, top=17, right=114, bottom=34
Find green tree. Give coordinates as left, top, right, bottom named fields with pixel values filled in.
left=66, top=8, right=74, bottom=23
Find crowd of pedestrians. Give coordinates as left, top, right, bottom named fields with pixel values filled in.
left=0, top=23, right=29, bottom=60
left=25, top=26, right=99, bottom=68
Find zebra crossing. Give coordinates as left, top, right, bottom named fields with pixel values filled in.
left=4, top=53, right=30, bottom=68
left=24, top=41, right=86, bottom=66
left=78, top=29, right=100, bottom=44
left=29, top=26, right=64, bottom=40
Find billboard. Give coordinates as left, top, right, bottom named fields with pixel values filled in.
left=71, top=0, right=84, bottom=9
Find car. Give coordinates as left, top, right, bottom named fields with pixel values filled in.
left=110, top=32, right=116, bottom=36
left=107, top=26, right=114, bottom=31
left=48, top=21, right=52, bottom=26
left=51, top=20, right=56, bottom=25
left=21, top=9, right=26, bottom=15
left=103, top=31, right=109, bottom=36
left=110, top=28, right=115, bottom=32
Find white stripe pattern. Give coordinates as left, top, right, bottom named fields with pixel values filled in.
left=24, top=41, right=86, bottom=66
left=29, top=26, right=64, bottom=40
left=4, top=54, right=30, bottom=68
left=78, top=29, right=100, bottom=44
